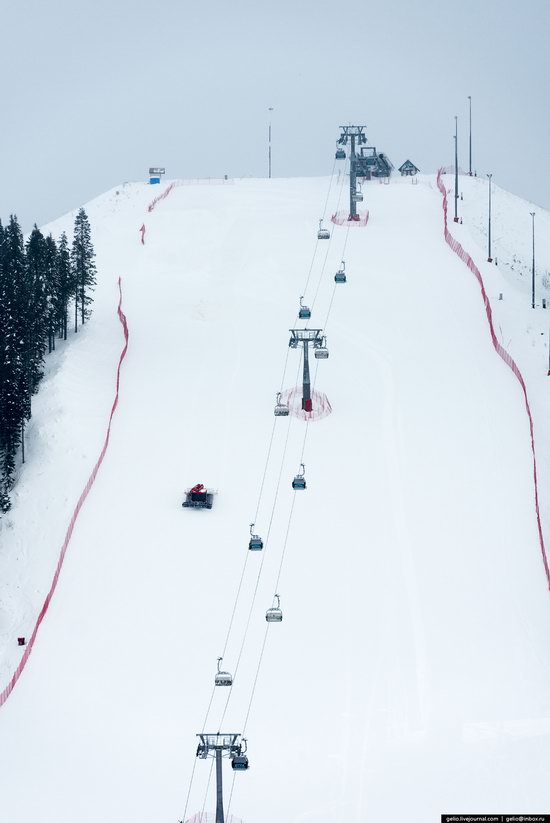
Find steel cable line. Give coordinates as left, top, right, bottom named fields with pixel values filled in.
left=180, top=660, right=219, bottom=821
left=226, top=772, right=238, bottom=822
left=216, top=161, right=345, bottom=731
left=191, top=329, right=302, bottom=813
left=180, top=756, right=198, bottom=823
left=301, top=240, right=320, bottom=299
left=201, top=759, right=215, bottom=820
left=218, top=414, right=278, bottom=662
left=309, top=161, right=348, bottom=315
left=228, top=161, right=352, bottom=809
left=183, top=157, right=344, bottom=821
left=301, top=156, right=338, bottom=297
left=321, top=155, right=338, bottom=221
left=226, top=492, right=298, bottom=820
left=240, top=486, right=298, bottom=738
left=218, top=285, right=313, bottom=672
left=180, top=359, right=289, bottom=823
left=215, top=353, right=303, bottom=730
left=322, top=221, right=352, bottom=334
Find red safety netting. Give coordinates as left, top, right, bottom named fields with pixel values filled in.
left=331, top=210, right=369, bottom=226
left=281, top=386, right=332, bottom=422
left=147, top=182, right=176, bottom=213
left=0, top=278, right=130, bottom=708
left=436, top=168, right=550, bottom=590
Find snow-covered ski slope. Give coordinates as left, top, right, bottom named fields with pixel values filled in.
left=1, top=173, right=550, bottom=822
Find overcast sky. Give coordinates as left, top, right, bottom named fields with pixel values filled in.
left=1, top=0, right=549, bottom=231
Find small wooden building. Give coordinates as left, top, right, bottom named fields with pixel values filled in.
left=398, top=160, right=419, bottom=176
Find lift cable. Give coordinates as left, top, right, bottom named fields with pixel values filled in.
left=180, top=372, right=295, bottom=821
left=201, top=759, right=215, bottom=820
left=188, top=154, right=346, bottom=821
left=241, top=486, right=297, bottom=737
left=229, top=159, right=355, bottom=820
left=180, top=756, right=198, bottom=823
left=218, top=413, right=278, bottom=661
left=322, top=221, right=352, bottom=334
left=301, top=156, right=338, bottom=297
left=215, top=353, right=303, bottom=731
left=225, top=155, right=348, bottom=747
left=309, top=163, right=348, bottom=315
left=226, top=772, right=238, bottom=822
left=321, top=155, right=338, bottom=221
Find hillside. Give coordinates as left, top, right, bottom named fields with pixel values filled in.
left=0, top=172, right=549, bottom=823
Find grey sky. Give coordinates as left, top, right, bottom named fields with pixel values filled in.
left=1, top=0, right=549, bottom=231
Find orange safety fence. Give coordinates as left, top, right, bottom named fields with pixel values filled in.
left=0, top=278, right=129, bottom=707
left=436, top=167, right=550, bottom=590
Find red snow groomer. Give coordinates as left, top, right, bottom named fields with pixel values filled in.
left=182, top=483, right=215, bottom=510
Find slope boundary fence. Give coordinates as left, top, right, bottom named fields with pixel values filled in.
left=185, top=814, right=243, bottom=823
left=147, top=182, right=176, bottom=212
left=0, top=278, right=130, bottom=708
left=331, top=210, right=369, bottom=226
left=146, top=177, right=236, bottom=214
left=436, top=167, right=550, bottom=590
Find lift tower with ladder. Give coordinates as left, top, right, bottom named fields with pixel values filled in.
left=289, top=328, right=326, bottom=411
left=337, top=124, right=367, bottom=221
left=196, top=733, right=248, bottom=823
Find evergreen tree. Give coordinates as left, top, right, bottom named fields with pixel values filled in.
left=25, top=225, right=48, bottom=393
left=56, top=232, right=72, bottom=340
left=0, top=216, right=25, bottom=510
left=0, top=209, right=97, bottom=511
left=43, top=234, right=58, bottom=353
left=71, top=208, right=96, bottom=331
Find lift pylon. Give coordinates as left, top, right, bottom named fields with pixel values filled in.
left=289, top=329, right=326, bottom=411
left=337, top=125, right=367, bottom=220
left=196, top=733, right=248, bottom=823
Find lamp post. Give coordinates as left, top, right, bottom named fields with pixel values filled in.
left=487, top=174, right=493, bottom=262
left=530, top=211, right=536, bottom=309
left=468, top=95, right=472, bottom=176
left=454, top=116, right=459, bottom=222
left=268, top=107, right=274, bottom=178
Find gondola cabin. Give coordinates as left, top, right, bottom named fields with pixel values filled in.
left=274, top=392, right=290, bottom=416
left=249, top=523, right=264, bottom=551
left=266, top=594, right=283, bottom=622
left=317, top=219, right=330, bottom=240
left=292, top=463, right=306, bottom=489
left=214, top=658, right=233, bottom=687
left=298, top=296, right=311, bottom=320
left=335, top=261, right=346, bottom=283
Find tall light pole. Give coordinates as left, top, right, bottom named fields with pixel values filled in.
left=268, top=107, right=274, bottom=178
left=530, top=211, right=536, bottom=309
left=468, top=95, right=472, bottom=176
left=487, top=173, right=493, bottom=262
left=454, top=116, right=459, bottom=222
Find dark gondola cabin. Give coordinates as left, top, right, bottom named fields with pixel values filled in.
left=232, top=754, right=249, bottom=770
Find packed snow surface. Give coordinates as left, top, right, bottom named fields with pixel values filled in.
left=0, top=172, right=550, bottom=822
